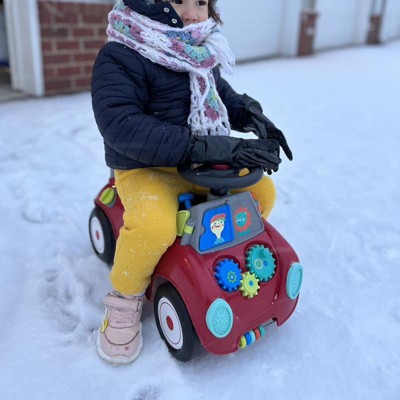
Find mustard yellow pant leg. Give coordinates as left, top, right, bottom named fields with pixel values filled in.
left=111, top=168, right=200, bottom=295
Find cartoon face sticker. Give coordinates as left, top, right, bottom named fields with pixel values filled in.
left=210, top=213, right=226, bottom=244
left=199, top=205, right=234, bottom=252
left=234, top=207, right=252, bottom=234
left=235, top=211, right=247, bottom=228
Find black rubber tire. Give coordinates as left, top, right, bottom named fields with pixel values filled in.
left=154, top=283, right=195, bottom=362
left=88, top=207, right=115, bottom=266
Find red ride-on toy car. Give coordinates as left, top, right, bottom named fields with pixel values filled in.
left=89, top=165, right=303, bottom=361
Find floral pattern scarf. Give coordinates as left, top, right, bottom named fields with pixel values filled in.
left=107, top=1, right=235, bottom=136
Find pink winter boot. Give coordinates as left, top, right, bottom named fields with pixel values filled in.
left=96, top=292, right=143, bottom=364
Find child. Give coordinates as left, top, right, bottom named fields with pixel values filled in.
left=91, top=0, right=292, bottom=364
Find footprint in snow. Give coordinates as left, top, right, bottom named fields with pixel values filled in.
left=22, top=199, right=61, bottom=224
left=44, top=268, right=81, bottom=332
left=131, top=386, right=160, bottom=400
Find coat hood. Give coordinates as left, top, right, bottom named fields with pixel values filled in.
left=122, top=0, right=184, bottom=28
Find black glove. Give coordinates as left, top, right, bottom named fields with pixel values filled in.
left=186, top=135, right=281, bottom=173
left=242, top=94, right=293, bottom=161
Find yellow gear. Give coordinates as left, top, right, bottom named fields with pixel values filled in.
left=240, top=272, right=260, bottom=298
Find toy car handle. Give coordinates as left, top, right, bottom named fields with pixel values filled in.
left=177, top=163, right=264, bottom=191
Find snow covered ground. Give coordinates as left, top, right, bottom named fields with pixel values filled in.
left=1, top=41, right=400, bottom=400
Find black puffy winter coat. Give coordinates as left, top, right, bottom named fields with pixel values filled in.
left=91, top=0, right=253, bottom=170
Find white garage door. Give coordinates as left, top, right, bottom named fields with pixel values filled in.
left=314, top=0, right=361, bottom=50
left=218, top=0, right=284, bottom=61
left=382, top=0, right=400, bottom=41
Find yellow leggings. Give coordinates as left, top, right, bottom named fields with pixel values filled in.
left=111, top=167, right=276, bottom=295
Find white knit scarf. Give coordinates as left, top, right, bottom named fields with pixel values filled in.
left=107, top=1, right=235, bottom=136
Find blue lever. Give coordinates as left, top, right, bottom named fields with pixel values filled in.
left=178, top=193, right=194, bottom=209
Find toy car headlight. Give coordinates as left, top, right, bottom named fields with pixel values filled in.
left=286, top=262, right=303, bottom=299
left=206, top=299, right=233, bottom=338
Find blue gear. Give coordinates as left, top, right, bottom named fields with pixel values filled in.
left=214, top=259, right=242, bottom=292
left=246, top=245, right=276, bottom=282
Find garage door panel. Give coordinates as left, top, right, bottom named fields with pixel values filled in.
left=219, top=0, right=284, bottom=60
left=382, top=0, right=400, bottom=40
left=314, top=0, right=359, bottom=50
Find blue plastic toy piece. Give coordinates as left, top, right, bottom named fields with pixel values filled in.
left=248, top=330, right=256, bottom=344
left=206, top=299, right=233, bottom=338
left=178, top=193, right=194, bottom=209
left=244, top=332, right=253, bottom=345
left=246, top=245, right=276, bottom=282
left=214, top=259, right=242, bottom=292
left=286, top=262, right=303, bottom=299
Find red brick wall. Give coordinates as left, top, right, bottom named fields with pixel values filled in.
left=38, top=0, right=111, bottom=95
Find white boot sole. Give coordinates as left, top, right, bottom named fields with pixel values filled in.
left=96, top=323, right=143, bottom=365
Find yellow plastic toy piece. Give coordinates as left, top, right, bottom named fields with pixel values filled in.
left=99, top=187, right=116, bottom=206
left=176, top=210, right=191, bottom=236
left=183, top=224, right=194, bottom=235
left=239, top=336, right=247, bottom=349
left=240, top=272, right=260, bottom=298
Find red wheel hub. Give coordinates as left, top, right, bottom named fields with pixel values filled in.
left=166, top=315, right=174, bottom=330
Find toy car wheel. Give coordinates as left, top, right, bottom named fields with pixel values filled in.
left=88, top=207, right=115, bottom=266
left=154, top=283, right=194, bottom=362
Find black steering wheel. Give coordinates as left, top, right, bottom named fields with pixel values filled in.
left=178, top=164, right=264, bottom=195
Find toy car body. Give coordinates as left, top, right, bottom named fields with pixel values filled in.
left=89, top=167, right=303, bottom=361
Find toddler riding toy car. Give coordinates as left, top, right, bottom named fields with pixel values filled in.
left=89, top=164, right=303, bottom=361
